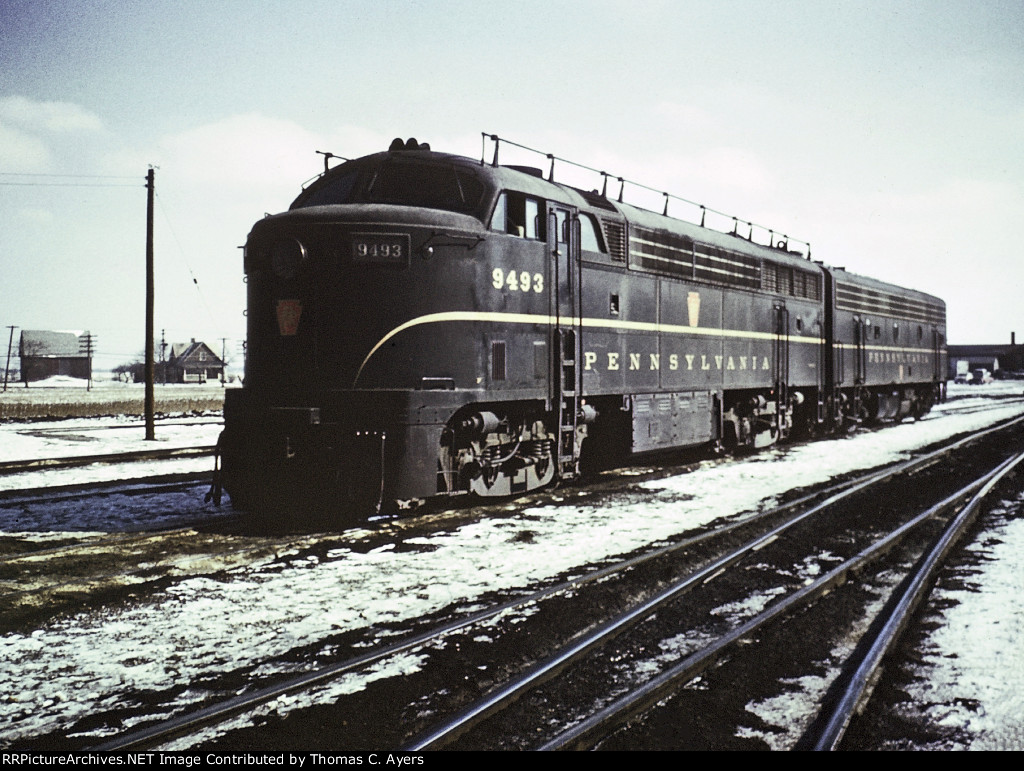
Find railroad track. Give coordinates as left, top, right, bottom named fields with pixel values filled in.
left=407, top=418, right=1024, bottom=751
left=931, top=394, right=1024, bottom=418
left=0, top=471, right=213, bottom=505
left=529, top=452, right=1023, bottom=751
left=0, top=472, right=231, bottom=552
left=0, top=469, right=240, bottom=626
left=803, top=451, right=1024, bottom=750
left=0, top=446, right=215, bottom=475
left=80, top=414, right=1024, bottom=752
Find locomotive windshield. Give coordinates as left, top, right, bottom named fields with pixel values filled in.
left=292, top=156, right=490, bottom=219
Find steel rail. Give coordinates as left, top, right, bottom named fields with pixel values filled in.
left=91, top=415, right=1024, bottom=751
left=539, top=462, right=1006, bottom=751
left=88, top=446, right=902, bottom=751
left=0, top=446, right=215, bottom=475
left=0, top=474, right=212, bottom=509
left=404, top=464, right=899, bottom=750
left=808, top=449, right=1024, bottom=751
left=402, top=415, right=1024, bottom=750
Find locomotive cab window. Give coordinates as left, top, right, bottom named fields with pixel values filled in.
left=292, top=157, right=489, bottom=218
left=489, top=193, right=507, bottom=233
left=367, top=160, right=485, bottom=214
left=491, top=192, right=542, bottom=239
left=296, top=169, right=360, bottom=208
left=580, top=213, right=605, bottom=253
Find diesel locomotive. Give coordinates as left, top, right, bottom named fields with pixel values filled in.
left=217, top=136, right=947, bottom=523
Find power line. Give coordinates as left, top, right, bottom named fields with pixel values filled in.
left=154, top=190, right=219, bottom=329
left=0, top=171, right=140, bottom=187
left=0, top=171, right=138, bottom=179
left=0, top=181, right=139, bottom=187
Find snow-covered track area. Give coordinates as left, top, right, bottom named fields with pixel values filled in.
left=0, top=474, right=225, bottom=535
left=2, top=383, right=1024, bottom=750
left=0, top=446, right=214, bottom=475
left=87, top=447, right=947, bottom=751
left=0, top=415, right=223, bottom=494
left=531, top=427, right=1024, bottom=750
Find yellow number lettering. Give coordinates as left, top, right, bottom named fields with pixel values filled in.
left=507, top=269, right=519, bottom=291
left=492, top=268, right=504, bottom=289
left=533, top=273, right=543, bottom=292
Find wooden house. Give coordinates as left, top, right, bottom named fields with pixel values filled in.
left=166, top=339, right=225, bottom=383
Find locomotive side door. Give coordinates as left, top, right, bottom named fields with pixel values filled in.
left=547, top=203, right=582, bottom=478
left=854, top=316, right=867, bottom=385
left=773, top=302, right=790, bottom=437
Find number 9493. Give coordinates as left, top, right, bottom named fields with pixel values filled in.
left=492, top=268, right=543, bottom=293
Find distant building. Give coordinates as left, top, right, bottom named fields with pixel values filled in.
left=166, top=339, right=225, bottom=383
left=948, top=332, right=1024, bottom=380
left=19, top=330, right=92, bottom=383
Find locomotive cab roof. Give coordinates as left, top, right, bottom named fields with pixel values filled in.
left=291, top=146, right=495, bottom=222
left=287, top=141, right=879, bottom=284
left=290, top=142, right=812, bottom=266
left=291, top=141, right=610, bottom=226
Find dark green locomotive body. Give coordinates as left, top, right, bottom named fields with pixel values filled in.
left=219, top=141, right=946, bottom=524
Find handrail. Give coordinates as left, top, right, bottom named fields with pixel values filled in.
left=481, top=132, right=812, bottom=259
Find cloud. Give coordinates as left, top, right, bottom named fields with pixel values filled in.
left=0, top=122, right=51, bottom=170
left=653, top=101, right=718, bottom=132
left=0, top=97, right=110, bottom=173
left=688, top=147, right=772, bottom=194
left=0, top=96, right=104, bottom=133
left=155, top=114, right=327, bottom=193
left=15, top=207, right=55, bottom=225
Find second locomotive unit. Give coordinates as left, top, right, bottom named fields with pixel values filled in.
left=219, top=136, right=947, bottom=522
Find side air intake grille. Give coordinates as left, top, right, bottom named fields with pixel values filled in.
left=491, top=341, right=507, bottom=381
left=603, top=221, right=626, bottom=262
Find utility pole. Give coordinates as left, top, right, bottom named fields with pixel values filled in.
left=78, top=332, right=96, bottom=391
left=220, top=337, right=227, bottom=386
left=145, top=167, right=156, bottom=440
left=3, top=326, right=16, bottom=392
left=160, top=329, right=167, bottom=385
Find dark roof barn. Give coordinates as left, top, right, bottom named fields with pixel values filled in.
left=18, top=330, right=92, bottom=383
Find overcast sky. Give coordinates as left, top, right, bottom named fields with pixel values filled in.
left=2, top=0, right=1023, bottom=371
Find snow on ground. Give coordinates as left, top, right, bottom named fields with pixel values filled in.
left=1, top=375, right=107, bottom=391
left=893, top=494, right=1024, bottom=750
left=0, top=416, right=222, bottom=494
left=1, top=384, right=1023, bottom=747
left=0, top=415, right=221, bottom=462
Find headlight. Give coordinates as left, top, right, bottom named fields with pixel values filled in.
left=270, top=237, right=306, bottom=279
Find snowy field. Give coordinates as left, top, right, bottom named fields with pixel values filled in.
left=1, top=382, right=1023, bottom=748
left=0, top=416, right=223, bottom=493
left=0, top=376, right=224, bottom=491
left=0, top=376, right=227, bottom=420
